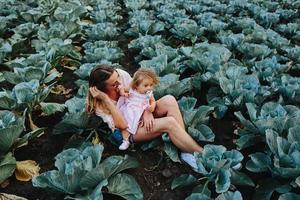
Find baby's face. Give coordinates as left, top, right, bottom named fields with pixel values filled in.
left=136, top=78, right=154, bottom=94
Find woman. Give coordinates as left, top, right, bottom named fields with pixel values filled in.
left=87, top=64, right=203, bottom=170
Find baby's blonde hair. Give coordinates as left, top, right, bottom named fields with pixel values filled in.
left=131, top=68, right=159, bottom=89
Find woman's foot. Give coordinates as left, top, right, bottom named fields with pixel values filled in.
left=180, top=152, right=242, bottom=172
left=180, top=152, right=197, bottom=171
left=119, top=140, right=130, bottom=150
left=232, top=163, right=242, bottom=170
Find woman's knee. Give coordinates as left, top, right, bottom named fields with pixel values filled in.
left=161, top=95, right=178, bottom=107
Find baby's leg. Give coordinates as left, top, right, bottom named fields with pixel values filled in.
left=121, top=130, right=130, bottom=141
left=119, top=130, right=130, bottom=150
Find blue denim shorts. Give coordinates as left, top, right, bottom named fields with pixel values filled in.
left=112, top=129, right=134, bottom=145
left=112, top=129, right=123, bottom=145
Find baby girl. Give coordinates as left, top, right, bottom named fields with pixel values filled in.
left=117, top=68, right=159, bottom=150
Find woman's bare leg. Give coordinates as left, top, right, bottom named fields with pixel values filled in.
left=133, top=117, right=202, bottom=153
left=153, top=95, right=185, bottom=129
left=151, top=95, right=203, bottom=152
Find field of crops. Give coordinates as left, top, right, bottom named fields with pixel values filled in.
left=1, top=0, right=300, bottom=199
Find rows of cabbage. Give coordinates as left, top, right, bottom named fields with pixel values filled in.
left=0, top=0, right=83, bottom=189
left=67, top=0, right=125, bottom=136
left=118, top=0, right=300, bottom=199
left=1, top=0, right=300, bottom=199
left=0, top=0, right=145, bottom=199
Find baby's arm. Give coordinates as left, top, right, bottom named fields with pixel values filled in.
left=118, top=85, right=129, bottom=97
left=148, top=95, right=156, bottom=112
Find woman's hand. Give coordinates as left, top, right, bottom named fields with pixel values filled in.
left=89, top=87, right=109, bottom=102
left=141, top=110, right=155, bottom=133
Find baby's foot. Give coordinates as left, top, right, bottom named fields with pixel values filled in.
left=119, top=140, right=130, bottom=150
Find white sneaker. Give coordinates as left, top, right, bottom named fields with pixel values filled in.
left=119, top=140, right=130, bottom=150
left=232, top=163, right=242, bottom=170
left=180, top=152, right=197, bottom=171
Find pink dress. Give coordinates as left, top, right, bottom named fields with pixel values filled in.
left=117, top=89, right=153, bottom=134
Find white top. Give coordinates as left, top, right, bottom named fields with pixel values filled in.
left=94, top=68, right=132, bottom=131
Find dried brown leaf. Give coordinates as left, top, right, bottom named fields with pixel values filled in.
left=15, top=160, right=40, bottom=182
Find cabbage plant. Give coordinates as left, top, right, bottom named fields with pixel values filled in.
left=234, top=102, right=300, bottom=149
left=137, top=42, right=179, bottom=63
left=126, top=9, right=164, bottom=36
left=0, top=39, right=12, bottom=63
left=170, top=18, right=204, bottom=42
left=172, top=145, right=253, bottom=197
left=74, top=62, right=120, bottom=80
left=196, top=12, right=228, bottom=33
left=218, top=63, right=271, bottom=106
left=285, top=46, right=300, bottom=62
left=128, top=35, right=165, bottom=52
left=246, top=129, right=300, bottom=199
left=237, top=42, right=272, bottom=59
left=156, top=4, right=188, bottom=25
left=179, top=42, right=232, bottom=73
left=85, top=23, right=120, bottom=41
left=250, top=56, right=290, bottom=82
left=83, top=41, right=124, bottom=63
left=0, top=110, right=24, bottom=154
left=271, top=75, right=300, bottom=104
left=53, top=95, right=103, bottom=135
left=139, top=54, right=181, bottom=77
left=0, top=110, right=44, bottom=184
left=153, top=74, right=192, bottom=99
left=0, top=79, right=53, bottom=111
left=178, top=96, right=215, bottom=143
left=91, top=1, right=122, bottom=23
left=217, top=31, right=245, bottom=50
left=0, top=152, right=16, bottom=184
left=0, top=79, right=65, bottom=129
left=124, top=0, right=149, bottom=10
left=2, top=61, right=60, bottom=85
left=32, top=143, right=142, bottom=200
left=32, top=38, right=81, bottom=63
left=207, top=62, right=271, bottom=118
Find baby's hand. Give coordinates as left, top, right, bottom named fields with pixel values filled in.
left=117, top=85, right=123, bottom=91
left=118, top=85, right=129, bottom=97
left=147, top=105, right=155, bottom=112
left=123, top=92, right=129, bottom=98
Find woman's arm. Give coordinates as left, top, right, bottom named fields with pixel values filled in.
left=105, top=99, right=128, bottom=129
left=89, top=87, right=128, bottom=130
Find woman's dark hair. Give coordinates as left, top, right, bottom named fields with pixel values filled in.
left=89, top=64, right=115, bottom=91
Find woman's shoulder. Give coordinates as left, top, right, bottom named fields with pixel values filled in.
left=116, top=68, right=131, bottom=78
left=116, top=68, right=132, bottom=88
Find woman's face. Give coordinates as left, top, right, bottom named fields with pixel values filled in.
left=104, top=71, right=120, bottom=91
